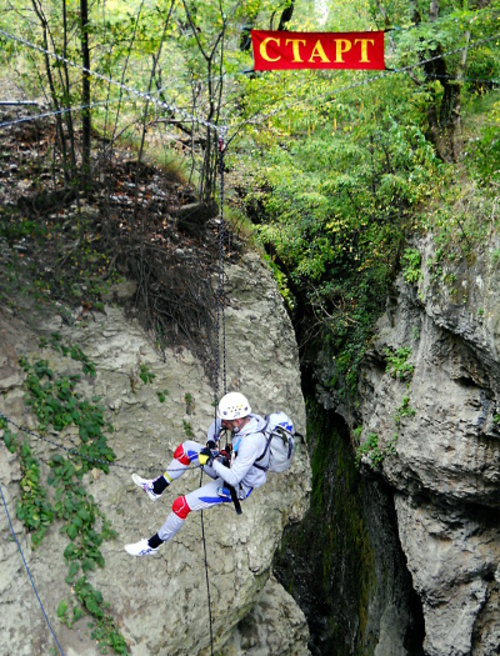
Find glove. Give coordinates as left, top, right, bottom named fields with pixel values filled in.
left=218, top=449, right=231, bottom=467
left=198, top=447, right=216, bottom=467
left=206, top=440, right=217, bottom=450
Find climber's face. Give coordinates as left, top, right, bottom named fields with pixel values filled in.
left=221, top=418, right=239, bottom=432
left=221, top=417, right=248, bottom=433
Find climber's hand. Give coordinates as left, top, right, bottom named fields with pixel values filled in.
left=218, top=450, right=230, bottom=467
left=198, top=447, right=216, bottom=467
left=205, top=440, right=217, bottom=450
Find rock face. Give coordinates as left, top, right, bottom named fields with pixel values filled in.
left=0, top=252, right=311, bottom=656
left=356, top=235, right=500, bottom=656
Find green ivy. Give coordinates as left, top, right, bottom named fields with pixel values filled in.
left=355, top=433, right=382, bottom=467
left=157, top=388, right=169, bottom=403
left=39, top=333, right=97, bottom=376
left=8, top=339, right=130, bottom=655
left=384, top=347, right=415, bottom=381
left=394, top=396, right=416, bottom=427
left=139, top=363, right=156, bottom=385
left=183, top=420, right=194, bottom=438
left=355, top=432, right=398, bottom=469
left=402, top=248, right=422, bottom=284
left=18, top=439, right=55, bottom=548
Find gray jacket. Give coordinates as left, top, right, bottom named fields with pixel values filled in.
left=208, top=414, right=270, bottom=493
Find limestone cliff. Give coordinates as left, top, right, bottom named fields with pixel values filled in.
left=355, top=235, right=500, bottom=656
left=0, top=252, right=312, bottom=656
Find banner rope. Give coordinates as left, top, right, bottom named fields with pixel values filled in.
left=238, top=32, right=500, bottom=133
left=0, top=28, right=227, bottom=137
left=1, top=29, right=497, bottom=139
left=0, top=99, right=120, bottom=130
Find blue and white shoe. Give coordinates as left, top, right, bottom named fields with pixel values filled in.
left=124, top=538, right=159, bottom=557
left=132, top=473, right=161, bottom=501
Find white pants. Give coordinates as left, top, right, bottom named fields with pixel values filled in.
left=157, top=440, right=251, bottom=543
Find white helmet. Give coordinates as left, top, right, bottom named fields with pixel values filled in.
left=218, top=392, right=251, bottom=420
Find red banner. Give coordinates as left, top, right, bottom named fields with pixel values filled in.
left=251, top=30, right=385, bottom=71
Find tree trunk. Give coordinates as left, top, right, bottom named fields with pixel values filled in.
left=81, top=0, right=91, bottom=192
left=421, top=0, right=466, bottom=162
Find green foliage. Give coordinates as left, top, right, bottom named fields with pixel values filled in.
left=10, top=342, right=129, bottom=654
left=355, top=432, right=398, bottom=469
left=156, top=389, right=170, bottom=403
left=17, top=440, right=55, bottom=548
left=384, top=347, right=415, bottom=381
left=1, top=419, right=18, bottom=454
left=355, top=433, right=383, bottom=467
left=57, top=598, right=69, bottom=619
left=183, top=420, right=194, bottom=438
left=184, top=392, right=195, bottom=414
left=20, top=358, right=115, bottom=468
left=73, top=575, right=129, bottom=653
left=40, top=333, right=97, bottom=376
left=247, top=67, right=445, bottom=393
left=57, top=595, right=84, bottom=629
left=0, top=215, right=47, bottom=241
left=470, top=119, right=500, bottom=184
left=2, top=420, right=53, bottom=549
left=394, top=396, right=416, bottom=427
left=139, top=364, right=155, bottom=385
left=402, top=248, right=422, bottom=284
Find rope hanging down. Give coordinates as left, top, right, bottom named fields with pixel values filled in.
left=213, top=127, right=228, bottom=411
left=0, top=482, right=66, bottom=656
left=202, top=126, right=229, bottom=656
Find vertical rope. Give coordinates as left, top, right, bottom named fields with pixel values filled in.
left=213, top=129, right=227, bottom=419
left=199, top=468, right=214, bottom=656
left=202, top=126, right=228, bottom=656
left=213, top=257, right=221, bottom=418
left=0, top=483, right=66, bottom=656
left=218, top=129, right=228, bottom=398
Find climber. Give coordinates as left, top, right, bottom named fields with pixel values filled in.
left=124, top=391, right=270, bottom=556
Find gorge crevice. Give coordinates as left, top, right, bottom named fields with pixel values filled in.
left=280, top=232, right=500, bottom=656
left=274, top=394, right=426, bottom=656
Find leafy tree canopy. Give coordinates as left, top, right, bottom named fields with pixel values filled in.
left=0, top=0, right=499, bottom=396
